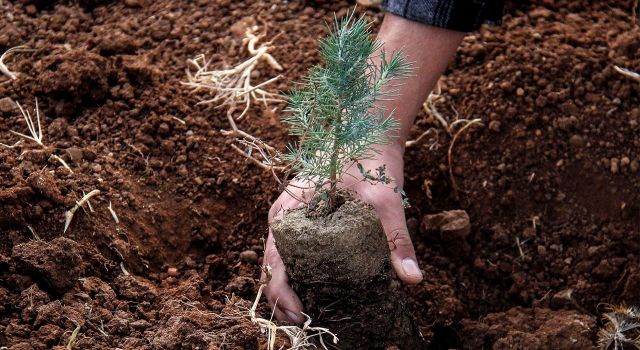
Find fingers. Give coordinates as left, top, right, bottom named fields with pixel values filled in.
left=261, top=230, right=304, bottom=324
left=375, top=196, right=424, bottom=284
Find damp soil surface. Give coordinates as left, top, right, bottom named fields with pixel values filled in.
left=0, top=0, right=639, bottom=349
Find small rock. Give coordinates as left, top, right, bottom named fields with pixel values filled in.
left=516, top=87, right=525, bottom=96
left=239, top=250, right=258, bottom=264
left=537, top=245, right=546, bottom=256
left=65, top=147, right=83, bottom=164
left=93, top=163, right=103, bottom=173
left=157, top=122, right=170, bottom=135
left=610, top=158, right=619, bottom=174
left=489, top=120, right=501, bottom=132
left=620, top=156, right=630, bottom=167
left=422, top=210, right=471, bottom=240
left=124, top=0, right=142, bottom=7
left=630, top=160, right=639, bottom=172
left=178, top=166, right=188, bottom=177
left=569, top=135, right=584, bottom=147
left=25, top=4, right=37, bottom=15
left=0, top=97, right=16, bottom=113
left=167, top=267, right=179, bottom=277
left=130, top=319, right=151, bottom=330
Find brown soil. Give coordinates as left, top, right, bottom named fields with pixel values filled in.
left=272, top=198, right=421, bottom=349
left=0, top=0, right=638, bottom=349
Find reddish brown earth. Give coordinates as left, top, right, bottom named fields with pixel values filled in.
left=0, top=0, right=638, bottom=349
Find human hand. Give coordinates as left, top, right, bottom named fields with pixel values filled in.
left=261, top=143, right=423, bottom=324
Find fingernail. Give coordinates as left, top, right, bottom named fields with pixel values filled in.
left=285, top=310, right=303, bottom=323
left=401, top=258, right=423, bottom=279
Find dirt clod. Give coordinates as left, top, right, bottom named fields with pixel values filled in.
left=12, top=237, right=86, bottom=292
left=422, top=210, right=471, bottom=240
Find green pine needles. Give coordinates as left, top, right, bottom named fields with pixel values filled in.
left=283, top=13, right=412, bottom=206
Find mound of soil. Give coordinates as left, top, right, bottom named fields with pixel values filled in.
left=0, top=0, right=638, bottom=349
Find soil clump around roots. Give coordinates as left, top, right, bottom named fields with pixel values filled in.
left=271, top=197, right=422, bottom=349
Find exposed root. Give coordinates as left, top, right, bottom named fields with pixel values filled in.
left=0, top=139, right=23, bottom=149
left=597, top=305, right=640, bottom=350
left=52, top=154, right=74, bottom=173
left=66, top=321, right=82, bottom=350
left=183, top=26, right=283, bottom=121
left=107, top=201, right=120, bottom=224
left=448, top=119, right=483, bottom=195
left=0, top=45, right=33, bottom=80
left=10, top=99, right=44, bottom=147
left=614, top=65, right=640, bottom=83
left=404, top=128, right=439, bottom=149
left=64, top=190, right=100, bottom=233
left=250, top=266, right=338, bottom=350
left=183, top=26, right=286, bottom=172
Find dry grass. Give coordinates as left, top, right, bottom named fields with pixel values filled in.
left=10, top=99, right=44, bottom=147
left=598, top=305, right=640, bottom=350
left=249, top=265, right=339, bottom=350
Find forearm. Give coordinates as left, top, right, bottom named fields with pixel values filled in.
left=376, top=13, right=465, bottom=148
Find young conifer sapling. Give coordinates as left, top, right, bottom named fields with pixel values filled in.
left=270, top=13, right=422, bottom=349
left=283, top=13, right=411, bottom=209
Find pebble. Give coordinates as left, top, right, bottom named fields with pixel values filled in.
left=422, top=210, right=471, bottom=240
left=489, top=120, right=501, bottom=132
left=516, top=87, right=525, bottom=96
left=239, top=250, right=258, bottom=264
left=630, top=160, right=639, bottom=172
left=130, top=319, right=151, bottom=330
left=537, top=245, right=546, bottom=256
left=124, top=0, right=142, bottom=7
left=569, top=134, right=584, bottom=147
left=620, top=156, right=630, bottom=167
left=0, top=97, right=15, bottom=113
left=65, top=147, right=83, bottom=164
left=167, top=267, right=178, bottom=277
left=610, top=158, right=619, bottom=174
left=25, top=5, right=37, bottom=15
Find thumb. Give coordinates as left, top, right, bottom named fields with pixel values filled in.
left=376, top=200, right=423, bottom=284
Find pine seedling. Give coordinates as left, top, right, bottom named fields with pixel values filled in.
left=283, top=13, right=411, bottom=208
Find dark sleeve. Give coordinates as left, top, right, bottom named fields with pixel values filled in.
left=380, top=0, right=505, bottom=32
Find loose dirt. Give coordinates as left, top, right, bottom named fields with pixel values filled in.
left=0, top=0, right=638, bottom=349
